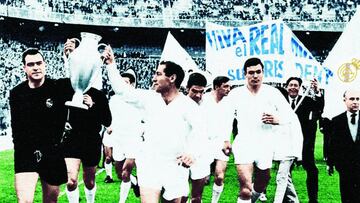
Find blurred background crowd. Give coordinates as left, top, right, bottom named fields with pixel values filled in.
left=0, top=0, right=356, bottom=135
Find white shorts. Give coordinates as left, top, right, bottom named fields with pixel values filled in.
left=102, top=132, right=115, bottom=148
left=232, top=135, right=273, bottom=170
left=112, top=138, right=140, bottom=161
left=210, top=139, right=229, bottom=162
left=190, top=159, right=211, bottom=180
left=136, top=156, right=189, bottom=200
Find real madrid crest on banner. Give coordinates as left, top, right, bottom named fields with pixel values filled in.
left=337, top=58, right=360, bottom=83
left=46, top=98, right=53, bottom=108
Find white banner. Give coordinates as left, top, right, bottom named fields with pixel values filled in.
left=322, top=8, right=360, bottom=119
left=205, top=20, right=332, bottom=86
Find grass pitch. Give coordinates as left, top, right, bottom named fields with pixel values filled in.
left=0, top=132, right=340, bottom=202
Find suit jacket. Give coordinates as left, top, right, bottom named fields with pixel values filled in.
left=328, top=111, right=360, bottom=171
left=293, top=95, right=324, bottom=129
left=278, top=87, right=324, bottom=138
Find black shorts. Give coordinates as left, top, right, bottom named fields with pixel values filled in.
left=63, top=133, right=102, bottom=167
left=14, top=146, right=67, bottom=186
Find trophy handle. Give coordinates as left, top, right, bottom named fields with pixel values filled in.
left=98, top=43, right=108, bottom=64
left=65, top=38, right=81, bottom=59
left=63, top=38, right=81, bottom=78
left=98, top=43, right=107, bottom=49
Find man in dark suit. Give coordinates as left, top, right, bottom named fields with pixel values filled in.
left=327, top=89, right=360, bottom=203
left=281, top=77, right=324, bottom=203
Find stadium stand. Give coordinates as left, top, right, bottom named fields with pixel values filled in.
left=0, top=0, right=359, bottom=31
left=0, top=0, right=346, bottom=136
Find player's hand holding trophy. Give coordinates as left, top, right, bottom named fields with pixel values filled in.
left=63, top=32, right=107, bottom=109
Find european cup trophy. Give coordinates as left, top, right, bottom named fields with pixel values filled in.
left=64, top=32, right=106, bottom=109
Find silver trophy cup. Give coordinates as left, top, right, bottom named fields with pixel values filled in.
left=64, top=32, right=106, bottom=109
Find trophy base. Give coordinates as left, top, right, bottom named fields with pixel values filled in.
left=65, top=101, right=89, bottom=110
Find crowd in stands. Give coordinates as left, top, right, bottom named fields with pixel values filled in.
left=2, top=0, right=359, bottom=23
left=0, top=35, right=207, bottom=134
left=0, top=32, right=330, bottom=136
left=0, top=38, right=23, bottom=135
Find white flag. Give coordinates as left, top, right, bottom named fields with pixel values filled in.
left=160, top=31, right=199, bottom=73
left=322, top=7, right=360, bottom=119
left=160, top=32, right=210, bottom=87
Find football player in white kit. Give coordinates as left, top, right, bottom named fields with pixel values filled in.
left=106, top=69, right=143, bottom=203
left=182, top=72, right=210, bottom=203
left=202, top=76, right=232, bottom=203
left=103, top=45, right=203, bottom=203
left=223, top=57, right=300, bottom=203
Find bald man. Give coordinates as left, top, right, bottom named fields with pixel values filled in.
left=327, top=89, right=360, bottom=203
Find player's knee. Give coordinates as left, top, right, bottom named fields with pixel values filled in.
left=239, top=187, right=252, bottom=200
left=67, top=178, right=78, bottom=190
left=121, top=170, right=130, bottom=182
left=105, top=156, right=112, bottom=164
left=214, top=173, right=224, bottom=185
left=17, top=196, right=34, bottom=203
left=84, top=180, right=95, bottom=189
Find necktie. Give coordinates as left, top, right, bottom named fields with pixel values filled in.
left=291, top=98, right=296, bottom=109
left=351, top=113, right=356, bottom=125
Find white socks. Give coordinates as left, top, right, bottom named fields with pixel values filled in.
left=237, top=197, right=251, bottom=203
left=105, top=162, right=113, bottom=178
left=211, top=184, right=224, bottom=203
left=119, top=175, right=138, bottom=203
left=119, top=181, right=131, bottom=203
left=66, top=187, right=79, bottom=203
left=84, top=184, right=97, bottom=203
left=130, top=174, right=137, bottom=185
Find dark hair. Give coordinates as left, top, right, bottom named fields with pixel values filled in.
left=22, top=48, right=44, bottom=65
left=243, top=57, right=264, bottom=74
left=159, top=61, right=185, bottom=89
left=213, top=76, right=230, bottom=89
left=121, top=73, right=136, bottom=84
left=285, top=77, right=302, bottom=87
left=186, top=72, right=207, bottom=88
